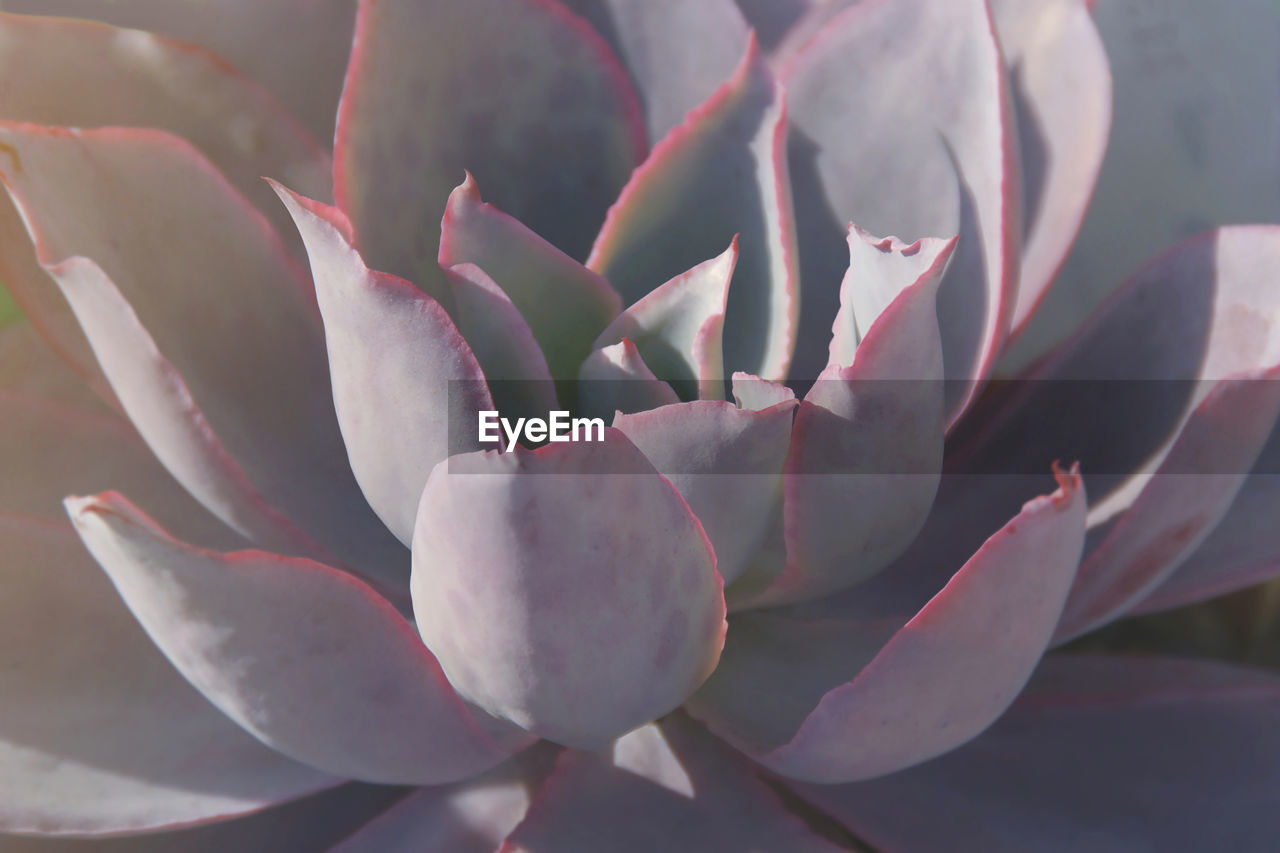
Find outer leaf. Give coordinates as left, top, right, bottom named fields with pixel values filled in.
left=783, top=0, right=1016, bottom=422
left=687, top=467, right=1085, bottom=783
left=0, top=126, right=405, bottom=581
left=1008, top=0, right=1280, bottom=368
left=2, top=785, right=409, bottom=852
left=0, top=390, right=237, bottom=547
left=588, top=36, right=798, bottom=381
left=0, top=0, right=356, bottom=141
left=0, top=516, right=336, bottom=836
left=593, top=240, right=737, bottom=401
left=336, top=0, right=645, bottom=290
left=1131, top=421, right=1280, bottom=613
left=990, top=0, right=1112, bottom=335
left=67, top=492, right=527, bottom=786
left=1054, top=368, right=1280, bottom=641
left=744, top=230, right=954, bottom=607
left=0, top=13, right=330, bottom=229
left=0, top=315, right=234, bottom=549
left=274, top=183, right=493, bottom=546
left=958, top=227, right=1280, bottom=487
left=787, top=656, right=1280, bottom=853
left=438, top=175, right=621, bottom=382
left=558, top=0, right=751, bottom=141
left=613, top=397, right=796, bottom=585
left=867, top=226, right=1280, bottom=627
left=43, top=255, right=336, bottom=561
left=501, top=717, right=848, bottom=852
left=0, top=11, right=331, bottom=403
left=411, top=431, right=725, bottom=749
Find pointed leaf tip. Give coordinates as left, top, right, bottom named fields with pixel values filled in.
left=828, top=224, right=957, bottom=370
left=439, top=173, right=622, bottom=382
left=589, top=33, right=798, bottom=381
left=594, top=240, right=738, bottom=401
left=0, top=513, right=337, bottom=835
left=786, top=655, right=1280, bottom=853
left=442, top=262, right=557, bottom=421
left=577, top=338, right=682, bottom=419
left=276, top=181, right=492, bottom=546
left=690, top=465, right=1086, bottom=783
left=784, top=0, right=1016, bottom=421
left=336, top=0, right=645, bottom=289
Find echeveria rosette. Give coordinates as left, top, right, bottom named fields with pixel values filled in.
left=0, top=0, right=1279, bottom=851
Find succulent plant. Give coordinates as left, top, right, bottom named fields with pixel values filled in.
left=2, top=0, right=1280, bottom=850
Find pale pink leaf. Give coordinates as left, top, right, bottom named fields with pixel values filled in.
left=411, top=431, right=725, bottom=749
left=67, top=492, right=528, bottom=785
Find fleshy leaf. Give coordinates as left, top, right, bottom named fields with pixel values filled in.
left=444, top=263, right=558, bottom=421
left=0, top=515, right=337, bottom=836
left=0, top=317, right=234, bottom=549
left=0, top=13, right=330, bottom=228
left=3, top=785, right=413, bottom=852
left=67, top=492, right=527, bottom=785
left=1054, top=368, right=1280, bottom=641
left=956, top=227, right=1280, bottom=487
left=613, top=398, right=796, bottom=585
left=783, top=0, right=1016, bottom=422
left=411, top=430, right=725, bottom=749
left=787, top=655, right=1280, bottom=852
left=828, top=227, right=958, bottom=369
left=46, top=253, right=341, bottom=566
left=1, top=0, right=356, bottom=141
left=336, top=0, right=645, bottom=291
left=767, top=1, right=850, bottom=64
left=1007, top=0, right=1280, bottom=368
left=558, top=0, right=751, bottom=141
left=0, top=11, right=331, bottom=404
left=743, top=231, right=954, bottom=607
left=990, top=0, right=1112, bottom=336
left=593, top=240, right=737, bottom=401
left=274, top=183, right=493, bottom=546
left=502, top=717, right=848, bottom=852
left=687, top=467, right=1085, bottom=783
left=438, top=175, right=622, bottom=382
left=588, top=35, right=798, bottom=381
left=0, top=389, right=238, bottom=549
left=1133, top=421, right=1280, bottom=613
left=576, top=339, right=681, bottom=420
left=331, top=746, right=560, bottom=853
left=0, top=126, right=406, bottom=582
left=731, top=371, right=795, bottom=411
left=900, top=227, right=1280, bottom=631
